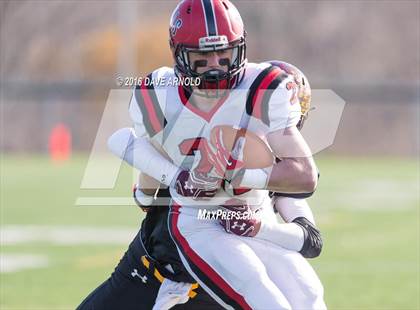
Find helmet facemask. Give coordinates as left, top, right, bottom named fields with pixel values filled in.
left=172, top=36, right=247, bottom=98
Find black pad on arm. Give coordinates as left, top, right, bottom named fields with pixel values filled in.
left=292, top=217, right=323, bottom=259
left=269, top=191, right=315, bottom=199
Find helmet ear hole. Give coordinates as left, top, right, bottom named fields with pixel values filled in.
left=222, top=1, right=229, bottom=10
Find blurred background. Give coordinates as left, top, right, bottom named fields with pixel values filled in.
left=1, top=1, right=419, bottom=309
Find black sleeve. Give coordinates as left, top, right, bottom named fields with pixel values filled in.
left=269, top=191, right=315, bottom=199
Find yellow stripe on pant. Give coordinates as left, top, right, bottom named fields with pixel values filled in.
left=141, top=255, right=199, bottom=298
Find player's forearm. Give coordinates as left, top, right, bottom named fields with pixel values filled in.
left=256, top=217, right=323, bottom=259
left=274, top=196, right=315, bottom=224
left=137, top=172, right=160, bottom=196
left=272, top=197, right=323, bottom=258
left=237, top=157, right=317, bottom=192
left=267, top=157, right=318, bottom=193
left=236, top=126, right=317, bottom=192
left=253, top=192, right=315, bottom=253
left=256, top=221, right=304, bottom=251
left=108, top=128, right=179, bottom=186
left=256, top=198, right=323, bottom=257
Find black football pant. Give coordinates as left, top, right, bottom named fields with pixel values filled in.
left=77, top=231, right=222, bottom=310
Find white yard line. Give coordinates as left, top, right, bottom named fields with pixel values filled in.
left=75, top=197, right=134, bottom=206
left=0, top=254, right=49, bottom=273
left=0, top=225, right=138, bottom=245
left=0, top=226, right=139, bottom=274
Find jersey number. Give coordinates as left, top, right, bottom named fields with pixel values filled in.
left=178, top=138, right=215, bottom=174
left=179, top=137, right=251, bottom=196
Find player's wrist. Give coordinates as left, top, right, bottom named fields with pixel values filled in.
left=160, top=164, right=180, bottom=187
left=133, top=184, right=155, bottom=209
left=173, top=169, right=220, bottom=199
left=254, top=218, right=270, bottom=239
left=236, top=168, right=269, bottom=189
left=170, top=169, right=185, bottom=188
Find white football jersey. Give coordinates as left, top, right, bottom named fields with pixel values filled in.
left=128, top=62, right=301, bottom=208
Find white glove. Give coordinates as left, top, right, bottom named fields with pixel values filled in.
left=152, top=278, right=192, bottom=310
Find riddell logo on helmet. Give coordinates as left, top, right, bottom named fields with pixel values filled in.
left=199, top=36, right=228, bottom=48
left=205, top=37, right=222, bottom=43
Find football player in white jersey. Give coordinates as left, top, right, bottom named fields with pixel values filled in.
left=94, top=60, right=323, bottom=310
left=106, top=1, right=325, bottom=309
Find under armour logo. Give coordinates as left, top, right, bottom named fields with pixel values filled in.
left=131, top=269, right=148, bottom=283
left=184, top=182, right=194, bottom=193
left=231, top=221, right=247, bottom=231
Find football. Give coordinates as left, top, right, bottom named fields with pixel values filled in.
left=209, top=125, right=275, bottom=169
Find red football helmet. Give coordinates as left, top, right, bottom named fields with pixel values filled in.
left=169, top=0, right=247, bottom=94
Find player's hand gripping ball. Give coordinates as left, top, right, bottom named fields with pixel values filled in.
left=219, top=198, right=261, bottom=237
left=208, top=125, right=274, bottom=192
left=175, top=169, right=221, bottom=200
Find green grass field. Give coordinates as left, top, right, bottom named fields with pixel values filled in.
left=1, top=154, right=419, bottom=309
